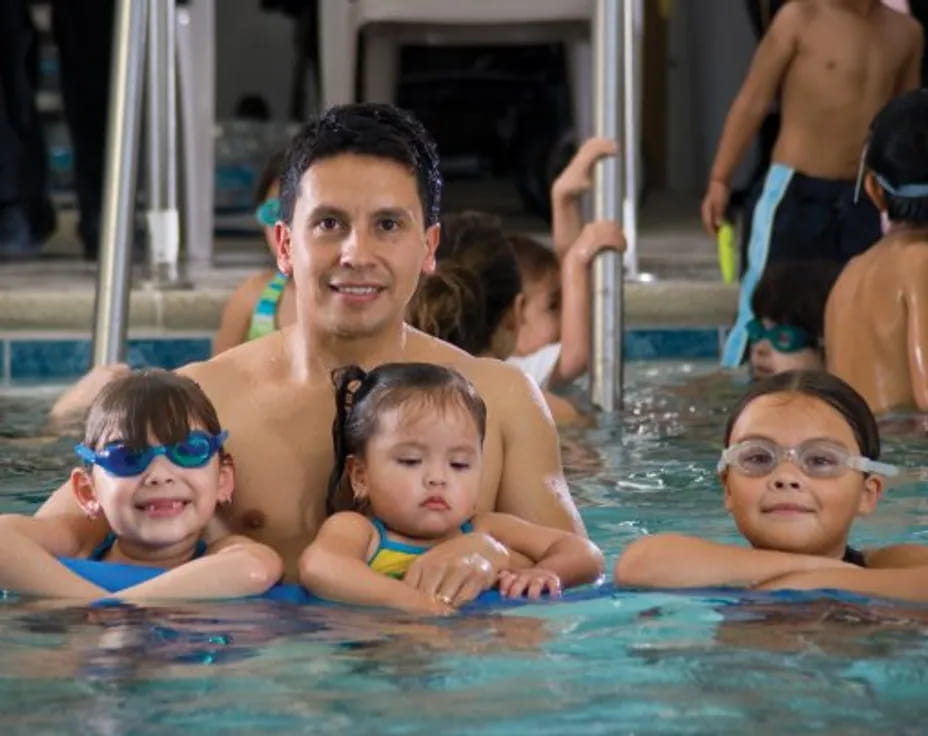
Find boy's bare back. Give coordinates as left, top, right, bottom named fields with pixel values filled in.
left=773, top=1, right=921, bottom=179
left=825, top=231, right=928, bottom=414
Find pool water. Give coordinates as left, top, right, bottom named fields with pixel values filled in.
left=1, top=363, right=927, bottom=734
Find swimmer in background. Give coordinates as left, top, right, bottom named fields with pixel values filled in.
left=509, top=138, right=625, bottom=391
left=213, top=151, right=297, bottom=355
left=825, top=89, right=928, bottom=414
left=701, top=0, right=922, bottom=367
left=615, top=370, right=928, bottom=603
left=407, top=211, right=583, bottom=425
left=747, top=259, right=843, bottom=379
left=300, top=362, right=603, bottom=614
left=0, top=370, right=282, bottom=600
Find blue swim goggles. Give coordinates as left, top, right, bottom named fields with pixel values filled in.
left=255, top=197, right=281, bottom=227
left=746, top=318, right=814, bottom=353
left=75, top=430, right=229, bottom=478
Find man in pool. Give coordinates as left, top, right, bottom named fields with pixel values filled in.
left=825, top=89, right=928, bottom=414
left=36, top=104, right=585, bottom=605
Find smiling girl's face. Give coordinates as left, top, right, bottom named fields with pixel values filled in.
left=722, top=392, right=883, bottom=558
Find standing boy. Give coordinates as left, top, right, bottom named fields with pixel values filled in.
left=702, top=0, right=922, bottom=367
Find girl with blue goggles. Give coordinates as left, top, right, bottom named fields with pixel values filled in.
left=0, top=370, right=282, bottom=601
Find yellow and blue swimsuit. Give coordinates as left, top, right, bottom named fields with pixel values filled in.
left=368, top=517, right=474, bottom=579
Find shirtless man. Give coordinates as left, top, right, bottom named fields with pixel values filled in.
left=702, top=0, right=923, bottom=367
left=825, top=90, right=928, bottom=414
left=30, top=104, right=585, bottom=602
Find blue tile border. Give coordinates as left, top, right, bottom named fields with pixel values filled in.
left=6, top=337, right=212, bottom=382
left=0, top=329, right=724, bottom=382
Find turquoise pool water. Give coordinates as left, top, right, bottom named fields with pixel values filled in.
left=1, top=363, right=927, bottom=734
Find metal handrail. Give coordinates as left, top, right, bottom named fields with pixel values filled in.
left=91, top=0, right=148, bottom=365
left=590, top=0, right=625, bottom=412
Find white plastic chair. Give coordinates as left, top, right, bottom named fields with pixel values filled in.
left=318, top=0, right=595, bottom=138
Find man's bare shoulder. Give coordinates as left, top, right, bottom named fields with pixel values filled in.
left=179, top=332, right=285, bottom=396
left=403, top=328, right=543, bottom=407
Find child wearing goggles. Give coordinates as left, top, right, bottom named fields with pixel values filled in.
left=745, top=260, right=842, bottom=380
left=213, top=150, right=297, bottom=355
left=0, top=370, right=282, bottom=600
left=615, top=370, right=928, bottom=603
left=299, top=362, right=603, bottom=615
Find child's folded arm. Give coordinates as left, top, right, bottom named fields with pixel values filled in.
left=115, top=536, right=283, bottom=601
left=472, top=512, right=604, bottom=588
left=300, top=512, right=453, bottom=615
left=755, top=566, right=928, bottom=602
left=614, top=533, right=853, bottom=590
left=0, top=514, right=107, bottom=598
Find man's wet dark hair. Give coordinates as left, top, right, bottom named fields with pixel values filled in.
left=279, top=103, right=442, bottom=227
left=751, top=260, right=843, bottom=343
left=866, top=89, right=928, bottom=226
left=723, top=370, right=881, bottom=461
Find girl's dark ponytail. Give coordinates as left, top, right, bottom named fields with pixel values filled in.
left=327, top=364, right=368, bottom=514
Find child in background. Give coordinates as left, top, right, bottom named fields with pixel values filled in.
left=703, top=1, right=922, bottom=367
left=0, top=370, right=282, bottom=600
left=747, top=259, right=842, bottom=380
left=825, top=89, right=928, bottom=414
left=300, top=362, right=603, bottom=614
left=507, top=137, right=625, bottom=389
left=615, top=370, right=928, bottom=603
left=407, top=212, right=582, bottom=424
left=213, top=151, right=296, bottom=355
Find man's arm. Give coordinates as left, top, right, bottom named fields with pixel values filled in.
left=701, top=3, right=801, bottom=234
left=904, top=261, right=928, bottom=410
left=490, top=361, right=586, bottom=535
left=35, top=477, right=110, bottom=549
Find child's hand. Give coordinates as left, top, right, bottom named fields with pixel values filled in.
left=700, top=180, right=730, bottom=236
left=552, top=137, right=619, bottom=201
left=498, top=568, right=563, bottom=599
left=563, top=220, right=626, bottom=270
left=400, top=592, right=457, bottom=617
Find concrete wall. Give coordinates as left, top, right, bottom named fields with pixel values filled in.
left=666, top=0, right=759, bottom=193
left=215, top=1, right=296, bottom=120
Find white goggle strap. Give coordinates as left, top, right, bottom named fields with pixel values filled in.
left=846, top=456, right=899, bottom=477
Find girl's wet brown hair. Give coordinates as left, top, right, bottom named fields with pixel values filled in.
left=508, top=233, right=560, bottom=284
left=407, top=264, right=488, bottom=354
left=327, top=362, right=487, bottom=514
left=723, top=370, right=881, bottom=460
left=83, top=370, right=223, bottom=452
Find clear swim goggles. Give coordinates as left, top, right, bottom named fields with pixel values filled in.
left=75, top=430, right=228, bottom=478
left=717, top=438, right=899, bottom=479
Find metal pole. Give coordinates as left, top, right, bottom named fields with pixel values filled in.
left=146, top=0, right=181, bottom=285
left=622, top=0, right=643, bottom=279
left=590, top=0, right=624, bottom=413
left=177, top=0, right=216, bottom=277
left=92, top=0, right=148, bottom=366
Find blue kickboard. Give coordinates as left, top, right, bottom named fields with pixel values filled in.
left=57, top=556, right=619, bottom=607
